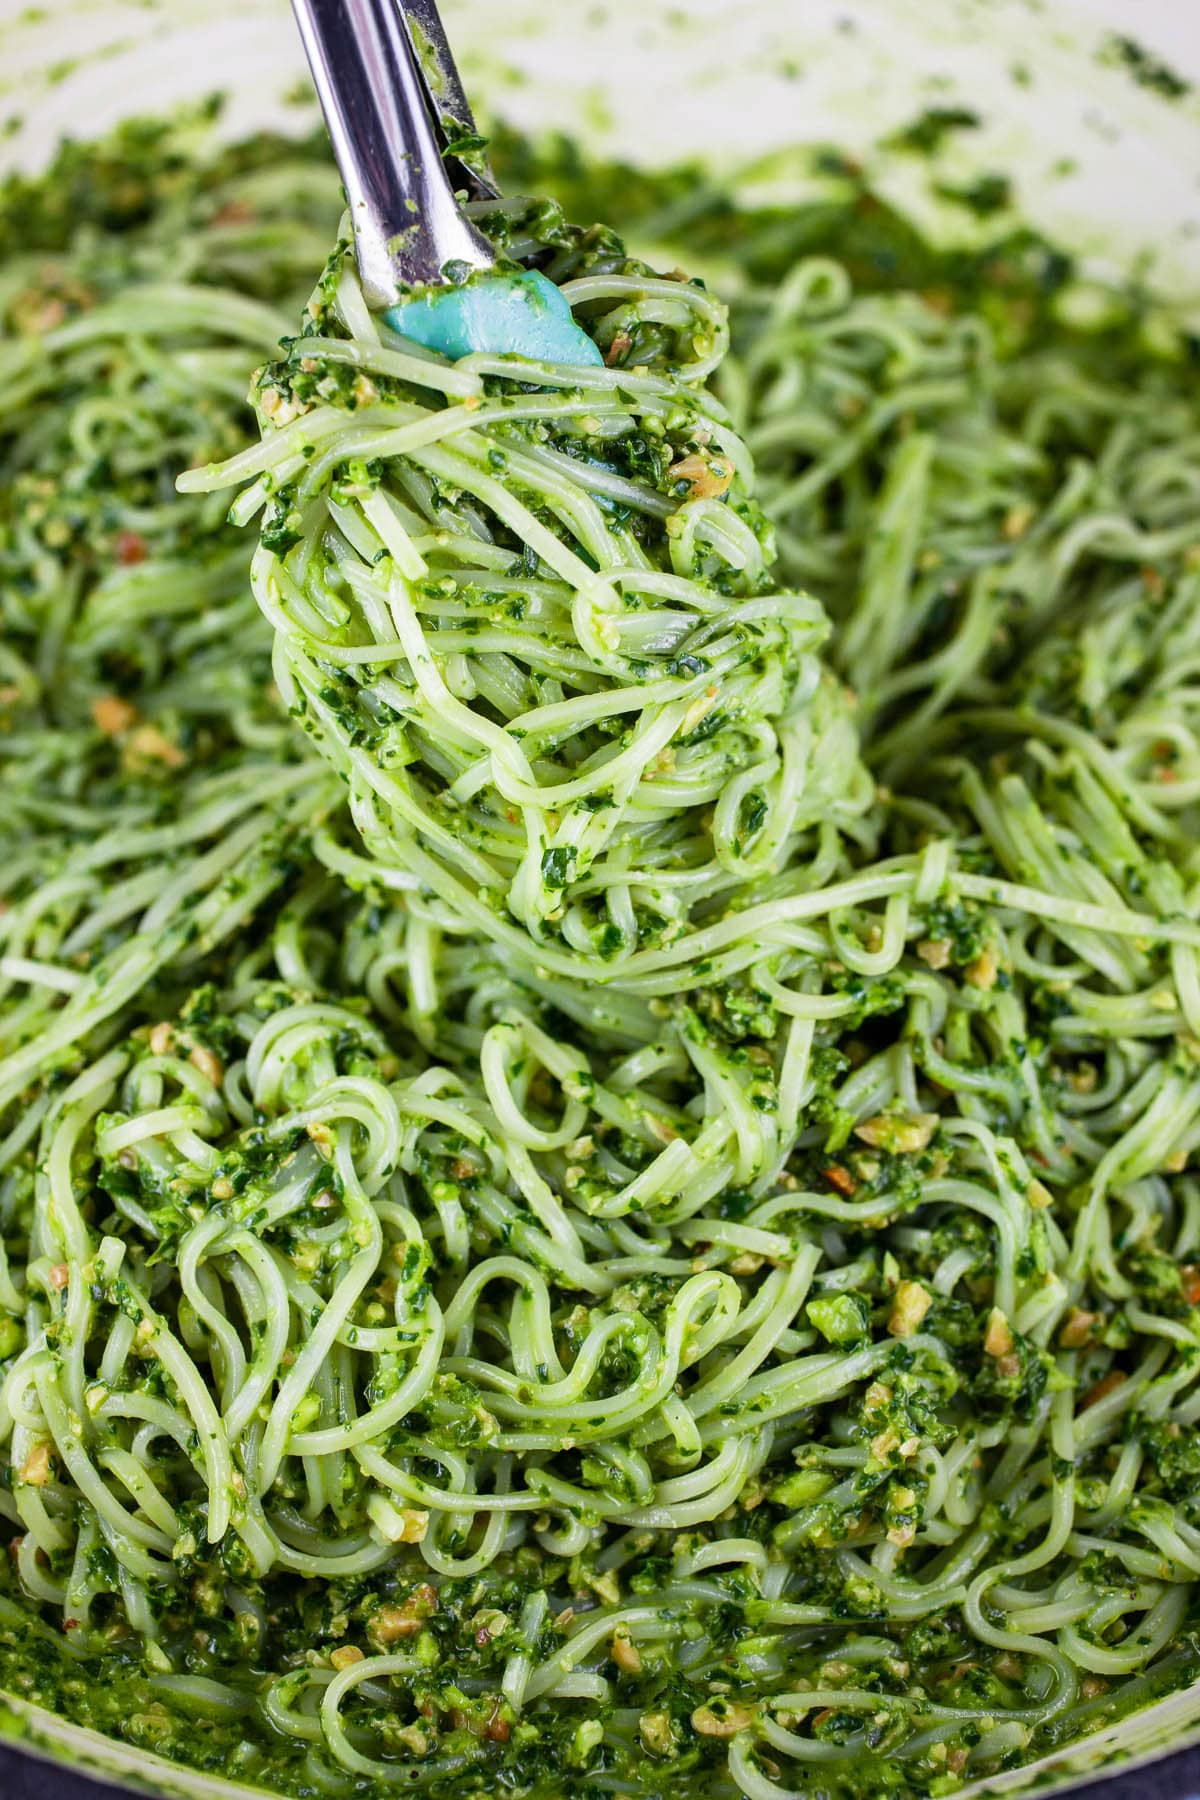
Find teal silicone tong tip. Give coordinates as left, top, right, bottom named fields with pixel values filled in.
left=385, top=269, right=603, bottom=367
left=293, top=0, right=604, bottom=373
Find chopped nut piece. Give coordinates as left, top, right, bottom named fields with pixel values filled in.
left=586, top=1566, right=621, bottom=1606
left=47, top=1264, right=69, bottom=1291
left=329, top=1645, right=364, bottom=1671
left=888, top=1280, right=932, bottom=1337
left=148, top=1022, right=177, bottom=1056
left=984, top=1308, right=1014, bottom=1357
left=91, top=695, right=137, bottom=735
left=773, top=1707, right=807, bottom=1729
left=393, top=1723, right=433, bottom=1756
left=124, top=725, right=186, bottom=770
left=368, top=1584, right=437, bottom=1645
left=472, top=1608, right=509, bottom=1646
left=610, top=1625, right=642, bottom=1673
left=728, top=1252, right=765, bottom=1276
left=679, top=685, right=720, bottom=737
left=855, top=1112, right=938, bottom=1155
left=916, top=938, right=952, bottom=970
left=20, top=1442, right=53, bottom=1486
left=211, top=1177, right=234, bottom=1201
left=13, top=292, right=67, bottom=334
left=691, top=1700, right=756, bottom=1738
left=189, top=1045, right=223, bottom=1086
left=397, top=1508, right=429, bottom=1543
left=639, top=1710, right=676, bottom=1757
left=260, top=385, right=310, bottom=428
left=372, top=1497, right=431, bottom=1543
left=1059, top=1308, right=1099, bottom=1349
left=669, top=452, right=735, bottom=502
left=965, top=946, right=998, bottom=990
left=1081, top=1675, right=1109, bottom=1701
left=740, top=1475, right=767, bottom=1511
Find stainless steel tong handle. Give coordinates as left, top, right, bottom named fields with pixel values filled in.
left=400, top=0, right=499, bottom=198
left=291, top=0, right=497, bottom=309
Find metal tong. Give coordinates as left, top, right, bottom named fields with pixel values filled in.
left=291, top=0, right=499, bottom=309
left=290, top=0, right=602, bottom=364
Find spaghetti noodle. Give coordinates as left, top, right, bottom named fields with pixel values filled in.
left=1, top=111, right=1200, bottom=1799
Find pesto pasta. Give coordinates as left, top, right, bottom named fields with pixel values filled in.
left=179, top=210, right=872, bottom=983
left=3, top=109, right=1200, bottom=1800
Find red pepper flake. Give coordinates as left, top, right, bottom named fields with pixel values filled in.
left=484, top=1699, right=510, bottom=1743
left=115, top=531, right=147, bottom=566
left=1082, top=1370, right=1125, bottom=1409
left=605, top=330, right=633, bottom=368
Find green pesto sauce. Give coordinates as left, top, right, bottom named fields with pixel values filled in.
left=3, top=102, right=1200, bottom=1800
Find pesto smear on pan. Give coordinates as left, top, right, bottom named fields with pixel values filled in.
left=3, top=104, right=1200, bottom=1800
